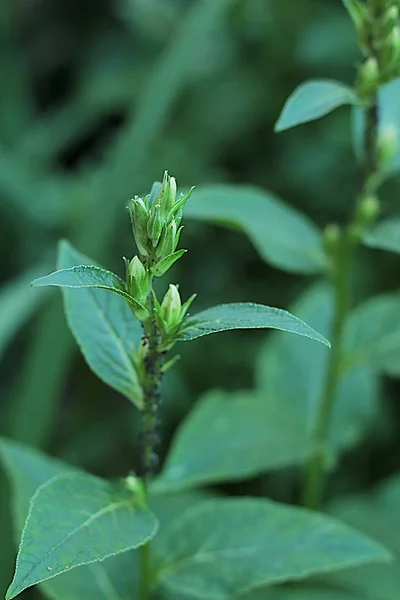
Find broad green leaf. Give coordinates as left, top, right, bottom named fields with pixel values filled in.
left=0, top=265, right=49, bottom=362
left=325, top=474, right=400, bottom=600
left=0, top=438, right=207, bottom=600
left=343, top=291, right=400, bottom=376
left=6, top=471, right=158, bottom=599
left=153, top=389, right=311, bottom=493
left=31, top=263, right=145, bottom=313
left=242, top=583, right=369, bottom=600
left=185, top=185, right=324, bottom=274
left=57, top=241, right=143, bottom=409
left=275, top=80, right=356, bottom=132
left=178, top=303, right=331, bottom=347
left=154, top=498, right=390, bottom=600
left=363, top=218, right=400, bottom=255
left=256, top=283, right=379, bottom=459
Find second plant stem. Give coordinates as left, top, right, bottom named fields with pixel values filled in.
left=302, top=88, right=379, bottom=509
left=139, top=298, right=165, bottom=600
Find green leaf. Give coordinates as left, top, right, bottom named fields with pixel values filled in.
left=6, top=472, right=158, bottom=599
left=178, top=302, right=330, bottom=347
left=256, top=282, right=379, bottom=459
left=243, top=583, right=369, bottom=600
left=154, top=498, right=390, bottom=600
left=153, top=389, right=311, bottom=493
left=343, top=291, right=400, bottom=376
left=185, top=184, right=324, bottom=274
left=325, top=474, right=400, bottom=600
left=275, top=80, right=356, bottom=132
left=58, top=241, right=143, bottom=409
left=0, top=265, right=49, bottom=362
left=0, top=438, right=204, bottom=600
left=31, top=262, right=145, bottom=313
left=363, top=218, right=400, bottom=254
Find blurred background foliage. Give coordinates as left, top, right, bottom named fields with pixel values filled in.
left=1, top=0, right=400, bottom=597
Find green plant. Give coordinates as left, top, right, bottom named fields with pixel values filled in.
left=4, top=1, right=400, bottom=599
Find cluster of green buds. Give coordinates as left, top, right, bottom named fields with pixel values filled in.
left=347, top=0, right=400, bottom=98
left=124, top=172, right=196, bottom=342
left=127, top=171, right=193, bottom=277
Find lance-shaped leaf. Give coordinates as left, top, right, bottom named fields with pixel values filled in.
left=58, top=241, right=143, bottom=409
left=363, top=218, right=400, bottom=255
left=185, top=184, right=324, bottom=274
left=154, top=498, right=390, bottom=600
left=6, top=472, right=159, bottom=600
left=275, top=80, right=357, bottom=132
left=31, top=263, right=146, bottom=315
left=177, top=302, right=330, bottom=347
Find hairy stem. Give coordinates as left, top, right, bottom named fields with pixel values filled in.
left=302, top=55, right=380, bottom=511
left=139, top=298, right=165, bottom=600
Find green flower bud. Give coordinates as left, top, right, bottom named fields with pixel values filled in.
left=359, top=194, right=380, bottom=224
left=147, top=203, right=164, bottom=247
left=356, top=57, right=380, bottom=99
left=160, top=284, right=182, bottom=332
left=127, top=255, right=152, bottom=303
left=128, top=197, right=150, bottom=257
left=342, top=0, right=370, bottom=53
left=378, top=124, right=398, bottom=166
left=380, top=25, right=400, bottom=77
left=156, top=219, right=178, bottom=260
left=157, top=171, right=177, bottom=219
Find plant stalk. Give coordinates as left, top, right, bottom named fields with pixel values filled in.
left=139, top=298, right=165, bottom=599
left=302, top=86, right=380, bottom=509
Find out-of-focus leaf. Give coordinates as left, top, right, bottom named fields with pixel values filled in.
left=155, top=498, right=390, bottom=599
left=185, top=185, right=324, bottom=274
left=256, top=283, right=379, bottom=460
left=363, top=218, right=400, bottom=255
left=326, top=474, right=400, bottom=600
left=275, top=80, right=356, bottom=132
left=153, top=389, right=311, bottom=493
left=58, top=241, right=143, bottom=409
left=242, top=583, right=369, bottom=599
left=6, top=472, right=158, bottom=599
left=342, top=292, right=400, bottom=376
left=0, top=265, right=48, bottom=362
left=179, top=303, right=330, bottom=346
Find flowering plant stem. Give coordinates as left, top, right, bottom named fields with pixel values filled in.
left=302, top=2, right=381, bottom=509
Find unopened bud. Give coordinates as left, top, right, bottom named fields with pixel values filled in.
left=356, top=57, right=380, bottom=99
left=160, top=284, right=182, bottom=332
left=381, top=25, right=400, bottom=77
left=342, top=0, right=370, bottom=52
left=378, top=124, right=398, bottom=166
left=147, top=204, right=164, bottom=247
left=127, top=255, right=151, bottom=303
left=359, top=194, right=380, bottom=224
left=128, top=197, right=150, bottom=257
left=156, top=219, right=178, bottom=260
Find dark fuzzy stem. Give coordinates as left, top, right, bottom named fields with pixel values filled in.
left=140, top=303, right=165, bottom=479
